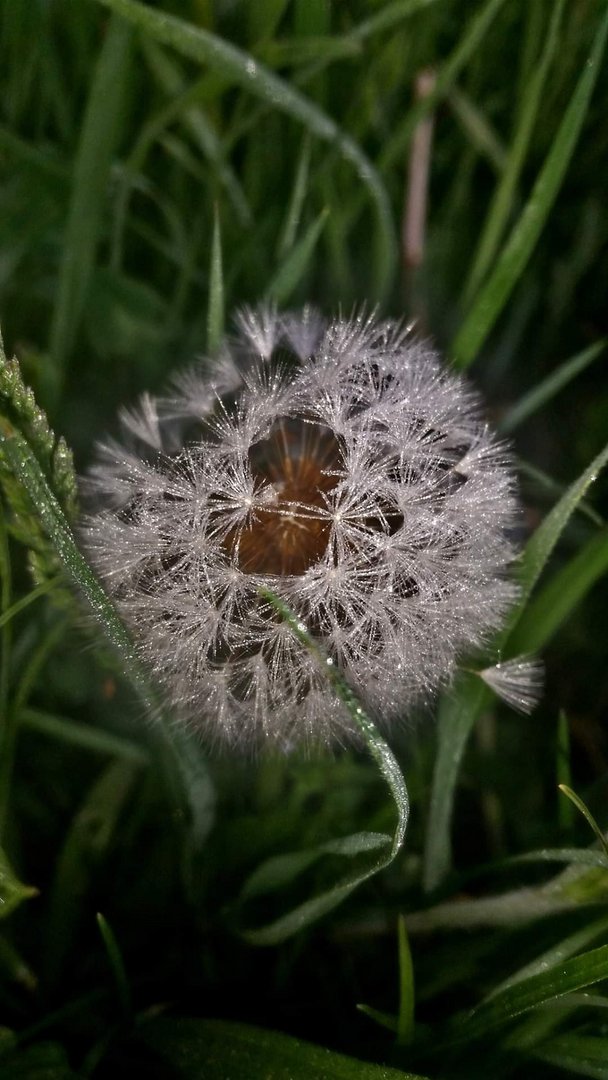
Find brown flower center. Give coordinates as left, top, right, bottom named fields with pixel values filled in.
left=228, top=417, right=341, bottom=575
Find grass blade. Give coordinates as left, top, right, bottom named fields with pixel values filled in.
left=453, top=7, right=608, bottom=368
left=454, top=945, right=608, bottom=1044
left=140, top=1017, right=429, bottom=1080
left=422, top=674, right=488, bottom=892
left=241, top=589, right=409, bottom=945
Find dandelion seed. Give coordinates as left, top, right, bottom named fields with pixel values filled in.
left=479, top=656, right=544, bottom=714
left=82, top=309, right=523, bottom=751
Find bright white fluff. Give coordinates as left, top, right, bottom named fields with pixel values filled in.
left=82, top=309, right=521, bottom=751
left=479, top=657, right=544, bottom=714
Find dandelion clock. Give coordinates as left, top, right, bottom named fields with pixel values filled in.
left=82, top=308, right=529, bottom=752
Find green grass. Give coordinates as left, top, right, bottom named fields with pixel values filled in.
left=1, top=1, right=608, bottom=1077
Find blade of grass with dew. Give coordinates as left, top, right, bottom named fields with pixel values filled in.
left=239, top=833, right=391, bottom=902
left=207, top=205, right=224, bottom=353
left=463, top=0, right=566, bottom=305
left=508, top=528, right=608, bottom=655
left=0, top=426, right=198, bottom=833
left=423, top=438, right=608, bottom=892
left=500, top=341, right=606, bottom=435
left=446, top=945, right=608, bottom=1047
left=409, top=865, right=608, bottom=934
left=240, top=589, right=408, bottom=946
left=0, top=342, right=196, bottom=837
left=49, top=14, right=133, bottom=393
left=93, top=0, right=396, bottom=301
left=487, top=913, right=608, bottom=1003
left=265, top=207, right=328, bottom=305
left=140, top=1017, right=430, bottom=1080
left=453, top=7, right=608, bottom=368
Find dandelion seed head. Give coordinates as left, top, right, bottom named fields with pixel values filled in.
left=82, top=309, right=522, bottom=751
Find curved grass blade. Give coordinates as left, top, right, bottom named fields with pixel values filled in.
left=241, top=589, right=409, bottom=946
left=453, top=7, right=608, bottom=368
left=94, top=0, right=396, bottom=300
